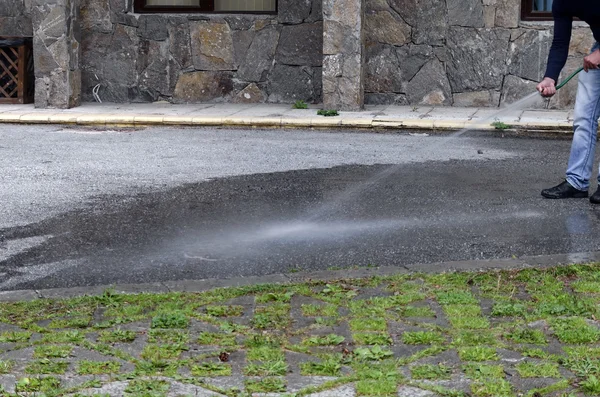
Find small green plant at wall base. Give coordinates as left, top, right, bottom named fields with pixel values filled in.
left=317, top=109, right=339, bottom=117
left=293, top=100, right=308, bottom=109
left=491, top=119, right=511, bottom=130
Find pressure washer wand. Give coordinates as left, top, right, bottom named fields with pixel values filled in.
left=556, top=67, right=584, bottom=90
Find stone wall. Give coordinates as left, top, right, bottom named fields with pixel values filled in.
left=0, top=0, right=32, bottom=37
left=364, top=0, right=594, bottom=108
left=79, top=0, right=323, bottom=104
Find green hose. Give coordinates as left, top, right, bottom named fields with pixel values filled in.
left=556, top=66, right=584, bottom=90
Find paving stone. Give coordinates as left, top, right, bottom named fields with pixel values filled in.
left=397, top=386, right=437, bottom=397
left=306, top=384, right=356, bottom=396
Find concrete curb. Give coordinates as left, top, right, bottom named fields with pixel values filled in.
left=1, top=250, right=598, bottom=302
left=0, top=113, right=574, bottom=132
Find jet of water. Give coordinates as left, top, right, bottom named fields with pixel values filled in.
left=306, top=92, right=542, bottom=221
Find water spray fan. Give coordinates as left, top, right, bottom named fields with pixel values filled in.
left=556, top=67, right=584, bottom=90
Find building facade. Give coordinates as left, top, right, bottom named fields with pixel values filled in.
left=0, top=0, right=594, bottom=110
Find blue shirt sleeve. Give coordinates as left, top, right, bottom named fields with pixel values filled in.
left=544, top=9, right=573, bottom=82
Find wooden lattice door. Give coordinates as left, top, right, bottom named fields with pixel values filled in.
left=0, top=42, right=33, bottom=104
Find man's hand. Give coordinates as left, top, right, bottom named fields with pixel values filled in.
left=584, top=49, right=600, bottom=72
left=537, top=77, right=556, bottom=97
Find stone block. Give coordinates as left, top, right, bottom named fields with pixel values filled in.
left=0, top=16, right=33, bottom=36
left=173, top=71, right=234, bottom=102
left=366, top=44, right=403, bottom=93
left=501, top=74, right=544, bottom=108
left=224, top=16, right=254, bottom=30
left=233, top=83, right=267, bottom=103
left=80, top=0, right=112, bottom=33
left=447, top=0, right=484, bottom=28
left=495, top=0, right=519, bottom=28
left=389, top=0, right=447, bottom=45
left=570, top=27, right=596, bottom=56
left=233, top=29, right=254, bottom=69
left=509, top=28, right=552, bottom=82
left=278, top=0, right=312, bottom=24
left=168, top=19, right=192, bottom=69
left=446, top=26, right=510, bottom=92
left=483, top=5, right=496, bottom=28
left=276, top=22, right=323, bottom=67
left=397, top=44, right=434, bottom=82
left=453, top=90, right=500, bottom=107
left=191, top=20, right=234, bottom=71
left=268, top=64, right=319, bottom=103
left=138, top=14, right=168, bottom=41
left=365, top=10, right=411, bottom=46
left=406, top=58, right=452, bottom=105
left=365, top=92, right=408, bottom=105
left=237, top=25, right=280, bottom=81
left=306, top=0, right=323, bottom=22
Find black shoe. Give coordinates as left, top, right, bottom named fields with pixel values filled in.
left=591, top=188, right=600, bottom=204
left=541, top=181, right=588, bottom=199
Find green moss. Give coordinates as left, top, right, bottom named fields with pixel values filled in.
left=436, top=291, right=478, bottom=305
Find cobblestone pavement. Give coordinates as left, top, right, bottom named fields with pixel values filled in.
left=1, top=264, right=600, bottom=396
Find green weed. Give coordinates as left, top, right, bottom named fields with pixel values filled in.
left=191, top=362, right=232, bottom=377
left=402, top=331, right=444, bottom=345
left=77, top=360, right=121, bottom=375
left=458, top=346, right=498, bottom=362
left=411, top=364, right=452, bottom=380
left=516, top=361, right=560, bottom=378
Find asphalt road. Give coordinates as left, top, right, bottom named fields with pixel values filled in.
left=1, top=125, right=599, bottom=291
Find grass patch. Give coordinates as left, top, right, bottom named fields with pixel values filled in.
left=353, top=332, right=392, bottom=345
left=436, top=291, right=477, bottom=305
left=98, top=328, right=137, bottom=343
left=303, top=334, right=345, bottom=346
left=452, top=330, right=497, bottom=347
left=125, top=379, right=170, bottom=395
left=0, top=331, right=31, bottom=343
left=205, top=305, right=244, bottom=317
left=354, top=345, right=394, bottom=361
left=317, top=109, right=339, bottom=117
left=251, top=303, right=290, bottom=329
left=245, top=377, right=286, bottom=393
left=197, top=331, right=236, bottom=346
left=411, top=363, right=452, bottom=380
left=458, top=346, right=498, bottom=362
left=244, top=360, right=289, bottom=376
left=256, top=292, right=293, bottom=303
left=581, top=375, right=600, bottom=395
left=0, top=360, right=13, bottom=374
left=449, top=316, right=490, bottom=330
left=300, top=356, right=342, bottom=376
left=48, top=316, right=91, bottom=329
left=402, top=331, right=444, bottom=345
left=564, top=346, right=600, bottom=359
left=462, top=363, right=505, bottom=379
left=571, top=281, right=600, bottom=293
left=41, top=330, right=84, bottom=344
left=246, top=346, right=285, bottom=362
left=76, top=360, right=121, bottom=375
left=400, top=305, right=435, bottom=317
left=151, top=311, right=189, bottom=329
left=191, top=362, right=232, bottom=377
left=293, top=100, right=308, bottom=109
left=356, top=379, right=397, bottom=396
left=141, top=343, right=185, bottom=361
left=301, top=303, right=339, bottom=317
left=471, top=378, right=512, bottom=397
left=349, top=317, right=387, bottom=332
left=33, top=345, right=72, bottom=358
left=147, top=329, right=189, bottom=344
left=444, top=304, right=482, bottom=317
left=15, top=377, right=61, bottom=393
left=505, top=327, right=547, bottom=345
left=551, top=317, right=600, bottom=344
left=491, top=302, right=527, bottom=317
left=25, top=359, right=69, bottom=374
left=516, top=361, right=560, bottom=378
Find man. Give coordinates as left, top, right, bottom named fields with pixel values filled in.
left=539, top=1, right=600, bottom=203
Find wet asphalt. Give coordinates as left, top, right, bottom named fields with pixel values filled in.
left=1, top=125, right=600, bottom=291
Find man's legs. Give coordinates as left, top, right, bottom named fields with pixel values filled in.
left=566, top=66, right=600, bottom=191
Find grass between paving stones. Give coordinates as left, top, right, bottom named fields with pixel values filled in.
left=5, top=265, right=600, bottom=395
